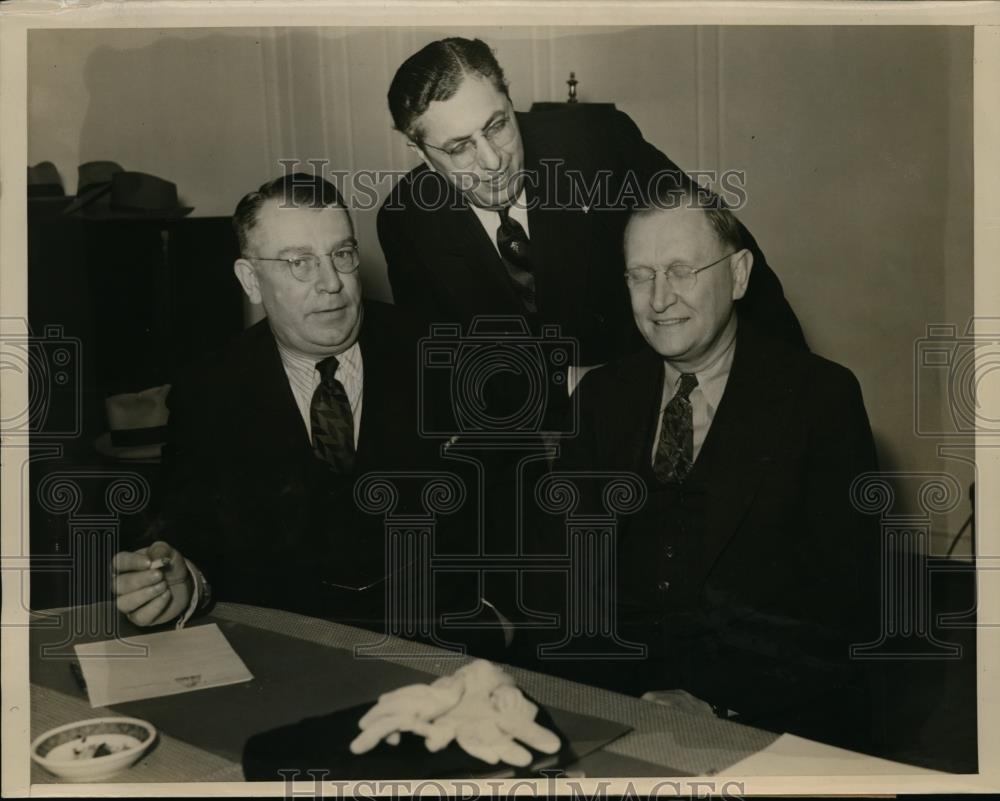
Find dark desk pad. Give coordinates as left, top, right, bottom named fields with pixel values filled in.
left=31, top=613, right=631, bottom=778
left=243, top=696, right=574, bottom=780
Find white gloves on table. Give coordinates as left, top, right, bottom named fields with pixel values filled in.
left=349, top=660, right=561, bottom=767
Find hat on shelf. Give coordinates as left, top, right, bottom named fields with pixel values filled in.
left=27, top=161, right=66, bottom=198
left=61, top=161, right=124, bottom=214
left=94, top=384, right=171, bottom=461
left=64, top=164, right=193, bottom=219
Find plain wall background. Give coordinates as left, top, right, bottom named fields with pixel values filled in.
left=27, top=26, right=975, bottom=548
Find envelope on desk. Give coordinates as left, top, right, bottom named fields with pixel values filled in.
left=74, top=623, right=253, bottom=708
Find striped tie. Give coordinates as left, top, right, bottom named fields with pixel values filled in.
left=496, top=205, right=537, bottom=313
left=310, top=355, right=355, bottom=473
left=653, top=372, right=698, bottom=484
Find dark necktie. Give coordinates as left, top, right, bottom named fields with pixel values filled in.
left=496, top=205, right=537, bottom=314
left=653, top=373, right=699, bottom=484
left=310, top=355, right=355, bottom=473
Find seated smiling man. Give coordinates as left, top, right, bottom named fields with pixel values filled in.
left=533, top=184, right=882, bottom=751
left=111, top=173, right=496, bottom=651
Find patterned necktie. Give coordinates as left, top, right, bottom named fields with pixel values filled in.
left=310, top=355, right=355, bottom=474
left=653, top=372, right=699, bottom=484
left=496, top=205, right=537, bottom=313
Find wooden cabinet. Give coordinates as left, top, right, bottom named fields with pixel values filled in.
left=27, top=212, right=244, bottom=608
left=28, top=212, right=243, bottom=442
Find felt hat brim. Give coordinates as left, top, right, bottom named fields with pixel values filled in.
left=94, top=432, right=163, bottom=462
left=62, top=182, right=113, bottom=215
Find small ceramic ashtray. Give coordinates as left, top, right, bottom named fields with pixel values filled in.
left=31, top=717, right=156, bottom=781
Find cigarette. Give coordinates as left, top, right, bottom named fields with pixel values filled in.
left=149, top=557, right=172, bottom=571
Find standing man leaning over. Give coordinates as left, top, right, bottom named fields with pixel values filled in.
left=378, top=36, right=806, bottom=373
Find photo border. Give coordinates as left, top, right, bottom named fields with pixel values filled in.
left=2, top=1, right=999, bottom=796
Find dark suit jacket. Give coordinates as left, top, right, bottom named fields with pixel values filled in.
left=154, top=301, right=486, bottom=643
left=535, top=322, right=881, bottom=748
left=379, top=106, right=806, bottom=366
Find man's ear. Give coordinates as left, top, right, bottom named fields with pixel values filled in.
left=730, top=248, right=754, bottom=301
left=234, top=258, right=263, bottom=305
left=407, top=140, right=436, bottom=173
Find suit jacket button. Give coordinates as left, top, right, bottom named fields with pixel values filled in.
left=665, top=545, right=675, bottom=558
left=657, top=580, right=671, bottom=592
left=594, top=313, right=605, bottom=325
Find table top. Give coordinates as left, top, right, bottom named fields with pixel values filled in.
left=28, top=602, right=938, bottom=784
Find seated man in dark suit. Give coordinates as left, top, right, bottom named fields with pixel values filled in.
left=532, top=184, right=881, bottom=750
left=110, top=174, right=497, bottom=651
left=378, top=36, right=806, bottom=373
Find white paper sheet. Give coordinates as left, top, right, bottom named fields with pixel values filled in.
left=74, top=623, right=253, bottom=708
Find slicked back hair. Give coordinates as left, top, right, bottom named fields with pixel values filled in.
left=626, top=181, right=746, bottom=255
left=387, top=37, right=510, bottom=142
left=233, top=172, right=349, bottom=255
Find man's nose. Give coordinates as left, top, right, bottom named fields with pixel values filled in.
left=315, top=255, right=344, bottom=292
left=474, top=133, right=503, bottom=172
left=650, top=272, right=677, bottom=312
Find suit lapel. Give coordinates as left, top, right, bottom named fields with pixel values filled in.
left=610, top=349, right=666, bottom=476
left=522, top=126, right=551, bottom=311
left=522, top=115, right=571, bottom=322
left=699, top=324, right=789, bottom=573
left=334, top=307, right=428, bottom=589
left=607, top=327, right=789, bottom=573
left=234, top=322, right=313, bottom=461
left=424, top=169, right=523, bottom=312
left=353, top=311, right=388, bottom=469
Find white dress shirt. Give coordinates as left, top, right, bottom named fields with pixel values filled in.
left=276, top=340, right=364, bottom=443
left=650, top=326, right=737, bottom=467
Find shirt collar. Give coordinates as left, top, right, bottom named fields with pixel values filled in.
left=276, top=337, right=362, bottom=379
left=662, top=321, right=738, bottom=412
left=468, top=187, right=528, bottom=222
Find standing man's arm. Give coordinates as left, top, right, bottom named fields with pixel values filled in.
left=378, top=192, right=449, bottom=324
left=603, top=109, right=808, bottom=350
